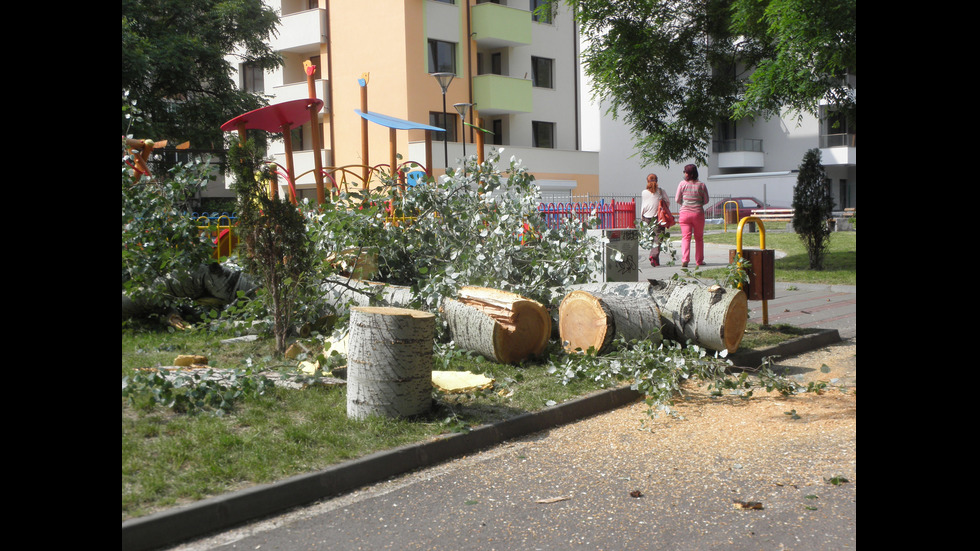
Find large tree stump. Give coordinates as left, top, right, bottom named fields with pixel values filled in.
left=346, top=306, right=435, bottom=420
left=443, top=286, right=551, bottom=364
left=558, top=290, right=663, bottom=354
left=562, top=279, right=748, bottom=353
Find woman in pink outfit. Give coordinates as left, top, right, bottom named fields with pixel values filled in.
left=674, top=164, right=709, bottom=267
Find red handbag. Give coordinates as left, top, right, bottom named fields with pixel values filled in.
left=657, top=199, right=676, bottom=228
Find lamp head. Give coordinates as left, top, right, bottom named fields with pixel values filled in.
left=432, top=72, right=455, bottom=93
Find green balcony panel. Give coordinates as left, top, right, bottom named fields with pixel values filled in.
left=472, top=74, right=532, bottom=115
left=471, top=3, right=531, bottom=47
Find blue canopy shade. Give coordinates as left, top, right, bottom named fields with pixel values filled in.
left=354, top=109, right=444, bottom=132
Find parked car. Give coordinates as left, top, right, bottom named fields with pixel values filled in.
left=703, top=197, right=789, bottom=220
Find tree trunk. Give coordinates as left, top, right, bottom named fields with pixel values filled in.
left=122, top=262, right=260, bottom=320
left=558, top=290, right=663, bottom=354
left=562, top=279, right=748, bottom=353
left=346, top=306, right=435, bottom=420
left=443, top=286, right=551, bottom=364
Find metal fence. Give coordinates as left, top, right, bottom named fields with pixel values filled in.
left=193, top=212, right=239, bottom=259
left=537, top=198, right=636, bottom=230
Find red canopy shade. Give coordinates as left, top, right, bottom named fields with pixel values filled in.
left=220, top=98, right=324, bottom=133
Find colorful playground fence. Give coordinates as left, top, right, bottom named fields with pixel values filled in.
left=537, top=199, right=636, bottom=230
left=194, top=212, right=239, bottom=259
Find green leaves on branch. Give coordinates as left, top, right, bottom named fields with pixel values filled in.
left=549, top=336, right=818, bottom=419
left=122, top=366, right=274, bottom=416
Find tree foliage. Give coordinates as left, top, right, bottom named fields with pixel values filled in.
left=122, top=99, right=217, bottom=318
left=730, top=0, right=856, bottom=127
left=572, top=0, right=742, bottom=166
left=121, top=0, right=282, bottom=149
left=558, top=0, right=855, bottom=165
left=298, top=151, right=605, bottom=339
left=791, top=148, right=834, bottom=270
left=230, top=140, right=315, bottom=354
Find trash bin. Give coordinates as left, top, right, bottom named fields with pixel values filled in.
left=728, top=248, right=774, bottom=301
left=724, top=208, right=739, bottom=225
left=588, top=229, right=639, bottom=282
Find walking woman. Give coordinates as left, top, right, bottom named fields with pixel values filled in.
left=640, top=174, right=669, bottom=266
left=674, top=164, right=709, bottom=267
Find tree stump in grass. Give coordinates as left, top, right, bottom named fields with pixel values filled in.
left=346, top=306, right=435, bottom=420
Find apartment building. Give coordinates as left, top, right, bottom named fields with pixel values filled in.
left=595, top=77, right=857, bottom=211
left=229, top=0, right=599, bottom=202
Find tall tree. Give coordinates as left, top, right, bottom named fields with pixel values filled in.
left=792, top=148, right=835, bottom=270
left=558, top=0, right=855, bottom=166
left=121, top=0, right=282, bottom=150
left=730, top=0, right=856, bottom=127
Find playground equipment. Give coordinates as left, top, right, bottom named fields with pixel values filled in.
left=122, top=137, right=190, bottom=183
left=220, top=96, right=325, bottom=204
left=220, top=67, right=455, bottom=206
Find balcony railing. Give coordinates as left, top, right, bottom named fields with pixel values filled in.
left=472, top=74, right=532, bottom=115
left=272, top=9, right=326, bottom=53
left=820, top=133, right=856, bottom=148
left=712, top=138, right=763, bottom=153
left=471, top=2, right=532, bottom=48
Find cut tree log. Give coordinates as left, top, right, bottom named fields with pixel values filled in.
left=558, top=290, right=662, bottom=354
left=561, top=279, right=748, bottom=353
left=443, top=286, right=551, bottom=364
left=346, top=306, right=435, bottom=420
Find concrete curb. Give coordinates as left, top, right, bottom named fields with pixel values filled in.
left=728, top=328, right=843, bottom=369
left=122, top=329, right=843, bottom=551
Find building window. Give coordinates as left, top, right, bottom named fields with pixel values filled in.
left=476, top=52, right=503, bottom=75
left=289, top=126, right=304, bottom=151
left=429, top=112, right=458, bottom=142
left=532, top=121, right=555, bottom=148
left=241, top=63, right=264, bottom=93
left=428, top=39, right=456, bottom=74
left=531, top=0, right=553, bottom=23
left=491, top=119, right=503, bottom=145
left=531, top=56, right=553, bottom=88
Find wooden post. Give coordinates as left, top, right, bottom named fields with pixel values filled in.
left=346, top=307, right=435, bottom=420
left=360, top=77, right=369, bottom=188
left=424, top=130, right=433, bottom=178
left=476, top=117, right=485, bottom=165
left=390, top=127, right=398, bottom=192
left=304, top=61, right=326, bottom=205
left=280, top=122, right=294, bottom=203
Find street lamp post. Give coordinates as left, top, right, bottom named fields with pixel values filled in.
left=453, top=102, right=473, bottom=162
left=432, top=72, right=454, bottom=169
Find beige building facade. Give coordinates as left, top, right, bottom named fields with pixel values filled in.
left=231, top=0, right=599, bottom=201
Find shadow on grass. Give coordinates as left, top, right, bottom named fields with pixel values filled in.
left=777, top=250, right=856, bottom=273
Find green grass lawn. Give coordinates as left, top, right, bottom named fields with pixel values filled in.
left=699, top=224, right=855, bottom=286
left=122, top=329, right=611, bottom=520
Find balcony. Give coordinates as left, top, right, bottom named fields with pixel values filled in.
left=713, top=138, right=764, bottom=169
left=471, top=2, right=531, bottom=48
left=273, top=80, right=331, bottom=113
left=271, top=9, right=327, bottom=54
left=472, top=74, right=532, bottom=115
left=819, top=133, right=856, bottom=165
